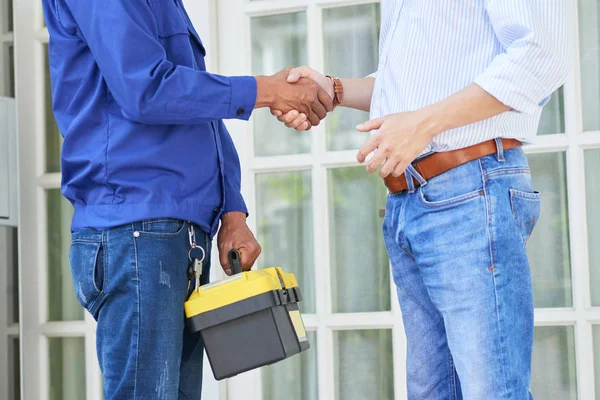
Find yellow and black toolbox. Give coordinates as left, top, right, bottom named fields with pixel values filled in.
left=184, top=250, right=310, bottom=380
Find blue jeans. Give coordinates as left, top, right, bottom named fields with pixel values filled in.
left=383, top=142, right=539, bottom=400
left=69, top=219, right=211, bottom=400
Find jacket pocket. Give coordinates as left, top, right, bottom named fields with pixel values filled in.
left=69, top=239, right=105, bottom=315
left=147, top=0, right=189, bottom=37
left=510, top=189, right=541, bottom=245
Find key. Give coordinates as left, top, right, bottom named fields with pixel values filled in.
left=194, top=258, right=202, bottom=291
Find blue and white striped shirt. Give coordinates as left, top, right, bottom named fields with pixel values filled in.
left=369, top=0, right=569, bottom=153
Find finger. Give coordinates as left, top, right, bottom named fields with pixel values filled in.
left=299, top=121, right=310, bottom=131
left=286, top=114, right=307, bottom=129
left=317, top=87, right=334, bottom=111
left=357, top=136, right=380, bottom=163
left=311, top=98, right=328, bottom=120
left=278, top=110, right=300, bottom=124
left=367, top=151, right=387, bottom=174
left=308, top=112, right=321, bottom=127
left=379, top=157, right=399, bottom=178
left=239, top=243, right=261, bottom=271
left=219, top=246, right=232, bottom=275
left=271, top=109, right=283, bottom=117
left=357, top=118, right=385, bottom=132
left=392, top=163, right=406, bottom=178
left=287, top=66, right=313, bottom=83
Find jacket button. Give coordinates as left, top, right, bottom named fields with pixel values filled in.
left=236, top=108, right=245, bottom=116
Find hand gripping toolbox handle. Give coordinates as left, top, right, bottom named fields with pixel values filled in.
left=228, top=249, right=243, bottom=275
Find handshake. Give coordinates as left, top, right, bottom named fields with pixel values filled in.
left=255, top=66, right=337, bottom=131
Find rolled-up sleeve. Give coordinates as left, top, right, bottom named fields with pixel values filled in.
left=474, top=0, right=569, bottom=114
left=62, top=0, right=256, bottom=125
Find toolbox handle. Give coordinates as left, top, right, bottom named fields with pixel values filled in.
left=228, top=249, right=243, bottom=275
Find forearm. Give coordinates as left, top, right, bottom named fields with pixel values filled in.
left=424, top=83, right=510, bottom=137
left=339, top=77, right=375, bottom=112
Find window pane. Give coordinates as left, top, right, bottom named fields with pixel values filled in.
left=527, top=153, right=572, bottom=308
left=592, top=325, right=600, bottom=399
left=323, top=4, right=380, bottom=151
left=579, top=0, right=600, bottom=131
left=256, top=171, right=315, bottom=313
left=329, top=167, right=390, bottom=313
left=44, top=45, right=63, bottom=173
left=585, top=150, right=600, bottom=305
left=531, top=326, right=577, bottom=400
left=251, top=13, right=309, bottom=157
left=538, top=87, right=565, bottom=135
left=7, top=0, right=13, bottom=32
left=8, top=338, right=20, bottom=400
left=49, top=337, right=86, bottom=400
left=262, top=331, right=317, bottom=400
left=47, top=190, right=83, bottom=321
left=334, top=330, right=393, bottom=400
left=1, top=226, right=19, bottom=323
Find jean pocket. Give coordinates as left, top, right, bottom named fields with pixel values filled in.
left=510, top=189, right=541, bottom=245
left=69, top=239, right=105, bottom=313
left=138, top=218, right=186, bottom=237
left=418, top=187, right=485, bottom=208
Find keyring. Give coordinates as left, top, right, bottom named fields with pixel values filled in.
left=188, top=245, right=206, bottom=263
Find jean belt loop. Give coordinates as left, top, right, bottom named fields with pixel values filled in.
left=495, top=137, right=505, bottom=162
left=406, top=164, right=427, bottom=187
left=404, top=167, right=416, bottom=193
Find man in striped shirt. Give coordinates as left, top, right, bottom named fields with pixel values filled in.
left=275, top=1, right=568, bottom=398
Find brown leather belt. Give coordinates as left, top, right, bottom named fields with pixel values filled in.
left=384, top=138, right=522, bottom=194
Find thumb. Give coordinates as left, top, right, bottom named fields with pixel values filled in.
left=287, top=66, right=313, bottom=83
left=356, top=118, right=385, bottom=132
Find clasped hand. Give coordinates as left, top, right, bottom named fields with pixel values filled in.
left=258, top=68, right=334, bottom=128
left=271, top=66, right=439, bottom=179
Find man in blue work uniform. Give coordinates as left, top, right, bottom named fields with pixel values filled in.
left=42, top=0, right=333, bottom=399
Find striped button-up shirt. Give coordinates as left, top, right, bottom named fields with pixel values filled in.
left=369, top=0, right=569, bottom=154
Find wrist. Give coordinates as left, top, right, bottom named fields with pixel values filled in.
left=419, top=105, right=448, bottom=140
left=221, top=211, right=247, bottom=226
left=255, top=76, right=276, bottom=109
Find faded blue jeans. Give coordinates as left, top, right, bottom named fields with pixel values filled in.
left=69, top=219, right=211, bottom=400
left=383, top=141, right=539, bottom=400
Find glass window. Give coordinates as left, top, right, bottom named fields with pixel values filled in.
left=531, top=326, right=577, bottom=400
left=49, top=337, right=86, bottom=400
left=47, top=190, right=83, bottom=321
left=538, top=87, right=565, bottom=135
left=527, top=152, right=572, bottom=308
left=329, top=167, right=390, bottom=313
left=323, top=4, right=380, bottom=151
left=256, top=171, right=315, bottom=313
left=585, top=149, right=600, bottom=305
left=1, top=226, right=19, bottom=324
left=251, top=13, right=310, bottom=157
left=262, top=331, right=318, bottom=400
left=44, top=45, right=63, bottom=173
left=7, top=0, right=13, bottom=32
left=579, top=0, right=600, bottom=131
left=592, top=325, right=600, bottom=399
left=334, top=329, right=394, bottom=400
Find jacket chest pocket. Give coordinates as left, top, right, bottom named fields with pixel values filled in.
left=147, top=0, right=189, bottom=37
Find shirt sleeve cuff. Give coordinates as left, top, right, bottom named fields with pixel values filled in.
left=473, top=55, right=549, bottom=115
left=223, top=186, right=248, bottom=216
left=228, top=76, right=257, bottom=121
